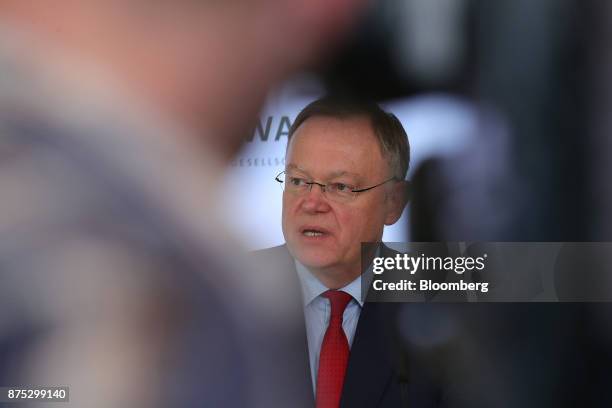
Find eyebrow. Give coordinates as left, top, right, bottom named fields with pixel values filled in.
left=286, top=164, right=361, bottom=181
left=327, top=170, right=361, bottom=180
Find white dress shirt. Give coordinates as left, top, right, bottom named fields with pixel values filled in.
left=295, top=261, right=365, bottom=394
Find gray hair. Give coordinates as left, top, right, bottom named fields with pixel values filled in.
left=287, top=97, right=410, bottom=180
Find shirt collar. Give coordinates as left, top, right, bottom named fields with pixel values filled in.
left=294, top=245, right=382, bottom=308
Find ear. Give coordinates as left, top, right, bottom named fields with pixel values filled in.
left=384, top=180, right=410, bottom=226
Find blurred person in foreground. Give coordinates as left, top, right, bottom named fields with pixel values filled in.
left=256, top=98, right=443, bottom=407
left=0, top=1, right=368, bottom=407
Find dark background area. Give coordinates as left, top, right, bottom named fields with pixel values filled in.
left=317, top=1, right=612, bottom=406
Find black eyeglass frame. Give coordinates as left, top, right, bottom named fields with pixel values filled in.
left=274, top=171, right=397, bottom=195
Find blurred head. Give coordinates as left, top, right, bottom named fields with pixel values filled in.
left=1, top=0, right=369, bottom=158
left=281, top=98, right=410, bottom=287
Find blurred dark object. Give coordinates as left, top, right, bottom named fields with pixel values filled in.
left=319, top=0, right=476, bottom=100
left=317, top=0, right=612, bottom=407
left=324, top=0, right=592, bottom=240
left=0, top=1, right=371, bottom=407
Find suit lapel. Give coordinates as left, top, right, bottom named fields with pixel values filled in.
left=280, top=246, right=316, bottom=406
left=278, top=246, right=316, bottom=405
left=340, top=301, right=396, bottom=408
left=254, top=245, right=315, bottom=405
left=340, top=244, right=401, bottom=408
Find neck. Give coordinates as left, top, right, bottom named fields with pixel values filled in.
left=308, top=265, right=362, bottom=290
left=306, top=244, right=380, bottom=289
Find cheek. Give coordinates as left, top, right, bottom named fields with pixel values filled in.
left=336, top=203, right=385, bottom=243
left=281, top=195, right=302, bottom=237
left=335, top=207, right=364, bottom=244
left=282, top=192, right=298, bottom=212
left=281, top=195, right=292, bottom=227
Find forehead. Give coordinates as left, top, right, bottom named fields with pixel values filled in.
left=286, top=115, right=386, bottom=179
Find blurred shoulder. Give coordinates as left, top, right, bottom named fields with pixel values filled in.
left=251, top=244, right=294, bottom=265
left=380, top=243, right=402, bottom=258
left=252, top=244, right=290, bottom=255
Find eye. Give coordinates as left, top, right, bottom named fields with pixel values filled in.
left=331, top=182, right=352, bottom=193
left=289, top=177, right=306, bottom=187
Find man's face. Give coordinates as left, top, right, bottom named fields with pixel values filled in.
left=282, top=115, right=396, bottom=273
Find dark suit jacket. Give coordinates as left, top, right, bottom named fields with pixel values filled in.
left=252, top=244, right=444, bottom=408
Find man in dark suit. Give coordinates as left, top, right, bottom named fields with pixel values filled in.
left=256, top=98, right=421, bottom=407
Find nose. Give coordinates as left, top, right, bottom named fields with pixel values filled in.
left=300, top=183, right=332, bottom=214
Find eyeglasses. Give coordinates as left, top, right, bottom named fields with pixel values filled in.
left=275, top=171, right=396, bottom=203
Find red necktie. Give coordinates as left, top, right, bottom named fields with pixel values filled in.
left=316, top=290, right=353, bottom=408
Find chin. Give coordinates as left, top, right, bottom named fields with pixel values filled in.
left=290, top=245, right=338, bottom=270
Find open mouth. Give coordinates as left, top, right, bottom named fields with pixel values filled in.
left=300, top=227, right=329, bottom=237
